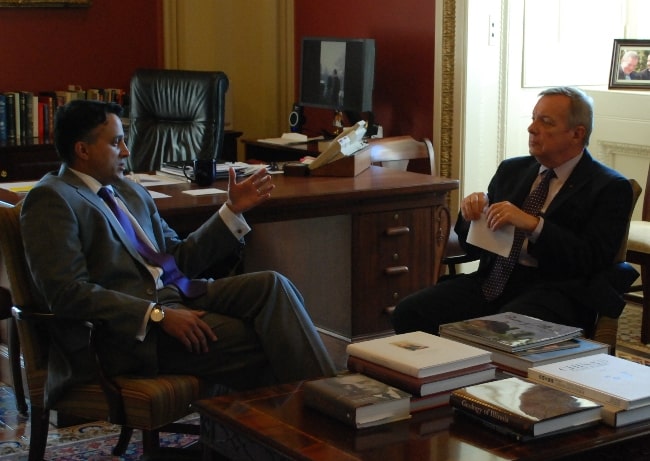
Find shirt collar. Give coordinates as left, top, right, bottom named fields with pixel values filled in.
left=68, top=168, right=112, bottom=195
left=539, top=151, right=583, bottom=183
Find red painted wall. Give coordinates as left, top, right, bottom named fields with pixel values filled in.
left=0, top=0, right=163, bottom=94
left=294, top=1, right=435, bottom=140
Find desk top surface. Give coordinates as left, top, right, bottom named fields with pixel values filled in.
left=192, top=380, right=650, bottom=461
left=0, top=166, right=458, bottom=221
left=0, top=166, right=457, bottom=238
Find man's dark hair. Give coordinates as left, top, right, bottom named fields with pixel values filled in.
left=54, top=99, right=123, bottom=164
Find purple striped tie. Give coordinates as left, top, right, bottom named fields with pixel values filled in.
left=98, top=187, right=207, bottom=298
left=481, top=169, right=555, bottom=301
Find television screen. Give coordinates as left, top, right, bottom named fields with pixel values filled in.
left=298, top=37, right=375, bottom=113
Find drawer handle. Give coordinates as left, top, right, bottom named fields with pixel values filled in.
left=385, top=226, right=410, bottom=236
left=385, top=265, right=409, bottom=275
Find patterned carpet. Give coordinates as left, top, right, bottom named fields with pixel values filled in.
left=614, top=301, right=650, bottom=364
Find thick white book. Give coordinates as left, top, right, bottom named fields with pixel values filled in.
left=345, top=331, right=491, bottom=378
left=528, top=353, right=650, bottom=410
left=601, top=404, right=650, bottom=427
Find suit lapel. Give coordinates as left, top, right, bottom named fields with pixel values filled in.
left=513, top=162, right=542, bottom=207
left=59, top=169, right=148, bottom=264
left=112, top=183, right=161, bottom=252
left=545, top=151, right=594, bottom=215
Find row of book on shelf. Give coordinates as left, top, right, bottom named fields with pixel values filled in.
left=303, top=312, right=650, bottom=440
left=0, top=87, right=127, bottom=144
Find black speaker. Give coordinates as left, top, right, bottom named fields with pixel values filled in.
left=289, top=103, right=305, bottom=133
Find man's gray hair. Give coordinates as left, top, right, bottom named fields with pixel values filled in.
left=538, top=86, right=594, bottom=146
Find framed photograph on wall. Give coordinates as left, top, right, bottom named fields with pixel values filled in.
left=0, top=0, right=90, bottom=6
left=609, top=39, right=650, bottom=89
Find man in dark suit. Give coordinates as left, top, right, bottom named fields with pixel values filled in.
left=21, top=100, right=336, bottom=406
left=639, top=55, right=650, bottom=80
left=392, top=87, right=636, bottom=335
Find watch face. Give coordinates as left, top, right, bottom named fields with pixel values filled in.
left=151, top=307, right=165, bottom=322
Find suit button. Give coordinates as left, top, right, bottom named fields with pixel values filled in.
left=146, top=288, right=155, bottom=295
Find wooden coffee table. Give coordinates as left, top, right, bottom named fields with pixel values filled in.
left=191, top=381, right=650, bottom=461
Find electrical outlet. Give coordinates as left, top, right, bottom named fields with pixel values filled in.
left=488, top=15, right=498, bottom=46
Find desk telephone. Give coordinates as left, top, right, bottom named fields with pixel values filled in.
left=307, top=121, right=368, bottom=170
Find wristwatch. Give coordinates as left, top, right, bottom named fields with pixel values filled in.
left=150, top=304, right=165, bottom=323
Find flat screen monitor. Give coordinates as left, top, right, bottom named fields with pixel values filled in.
left=298, top=37, right=375, bottom=113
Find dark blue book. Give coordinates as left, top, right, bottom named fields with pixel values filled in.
left=4, top=92, right=16, bottom=143
left=0, top=93, right=6, bottom=143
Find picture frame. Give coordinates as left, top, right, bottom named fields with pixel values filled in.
left=608, top=39, right=650, bottom=89
left=0, top=0, right=90, bottom=6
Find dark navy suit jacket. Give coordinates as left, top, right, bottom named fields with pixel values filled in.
left=455, top=150, right=636, bottom=318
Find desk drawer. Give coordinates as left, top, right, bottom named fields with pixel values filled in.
left=352, top=208, right=433, bottom=337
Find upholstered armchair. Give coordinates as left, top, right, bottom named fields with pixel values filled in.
left=128, top=68, right=229, bottom=172
left=0, top=202, right=205, bottom=460
left=625, top=164, right=650, bottom=344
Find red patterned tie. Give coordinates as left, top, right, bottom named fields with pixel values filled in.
left=98, top=187, right=207, bottom=298
left=481, top=169, right=555, bottom=301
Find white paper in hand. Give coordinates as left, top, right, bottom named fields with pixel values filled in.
left=466, top=212, right=515, bottom=257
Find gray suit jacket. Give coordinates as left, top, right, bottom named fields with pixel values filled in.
left=20, top=166, right=243, bottom=405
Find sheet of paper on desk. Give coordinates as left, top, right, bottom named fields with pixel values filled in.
left=467, top=213, right=514, bottom=258
left=0, top=181, right=37, bottom=193
left=130, top=174, right=186, bottom=186
left=257, top=133, right=323, bottom=145
left=182, top=188, right=227, bottom=196
left=148, top=190, right=172, bottom=199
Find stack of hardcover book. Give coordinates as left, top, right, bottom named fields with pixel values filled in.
left=528, top=353, right=650, bottom=427
left=345, top=331, right=496, bottom=412
left=439, top=312, right=607, bottom=375
left=449, top=376, right=603, bottom=440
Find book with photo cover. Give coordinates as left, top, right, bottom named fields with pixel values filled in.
left=303, top=373, right=411, bottom=429
left=449, top=376, right=602, bottom=439
left=345, top=331, right=491, bottom=378
left=439, top=312, right=583, bottom=353
left=528, top=353, right=650, bottom=410
left=347, top=355, right=497, bottom=396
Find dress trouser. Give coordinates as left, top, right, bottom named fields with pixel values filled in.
left=392, top=265, right=592, bottom=336
left=156, top=271, right=337, bottom=390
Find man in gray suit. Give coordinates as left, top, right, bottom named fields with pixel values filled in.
left=21, top=100, right=336, bottom=406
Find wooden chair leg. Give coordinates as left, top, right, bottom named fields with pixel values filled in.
left=28, top=406, right=50, bottom=461
left=142, top=429, right=161, bottom=457
left=112, top=426, right=134, bottom=456
left=8, top=318, right=28, bottom=416
left=641, top=263, right=650, bottom=344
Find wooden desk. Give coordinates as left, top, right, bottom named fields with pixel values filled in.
left=0, top=167, right=457, bottom=368
left=192, top=381, right=650, bottom=461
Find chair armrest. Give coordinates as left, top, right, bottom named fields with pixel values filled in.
left=12, top=306, right=127, bottom=423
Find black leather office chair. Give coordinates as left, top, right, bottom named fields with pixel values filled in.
left=128, top=69, right=229, bottom=172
